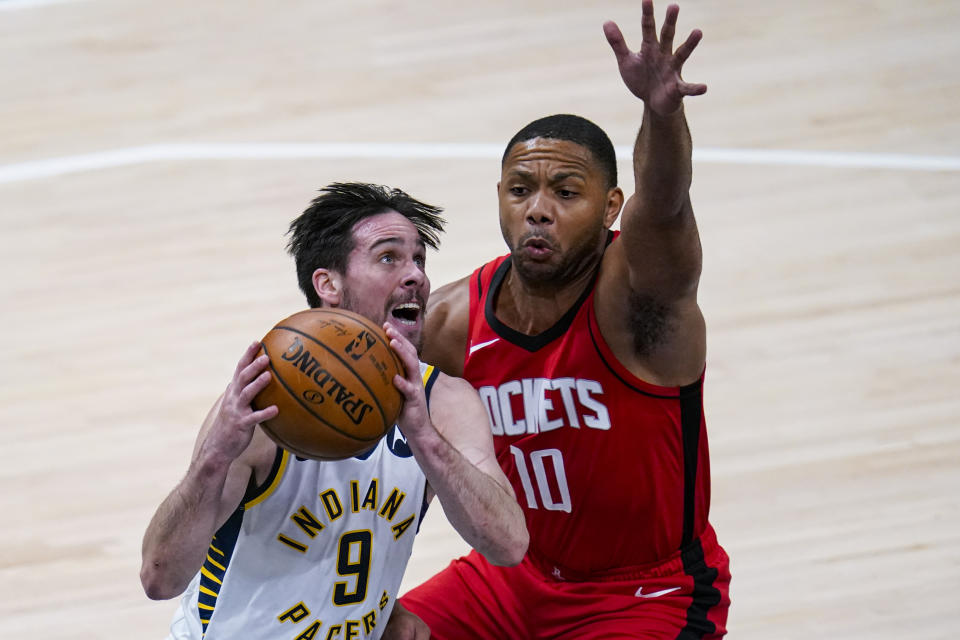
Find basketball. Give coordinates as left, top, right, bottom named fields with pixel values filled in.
left=252, top=308, right=405, bottom=460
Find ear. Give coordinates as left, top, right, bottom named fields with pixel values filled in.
left=312, top=268, right=343, bottom=307
left=603, top=187, right=624, bottom=229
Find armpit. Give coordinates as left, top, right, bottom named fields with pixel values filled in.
left=628, top=292, right=672, bottom=356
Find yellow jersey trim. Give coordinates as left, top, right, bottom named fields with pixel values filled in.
left=245, top=448, right=290, bottom=509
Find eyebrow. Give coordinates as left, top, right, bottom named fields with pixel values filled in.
left=368, top=236, right=426, bottom=252
left=508, top=169, right=587, bottom=184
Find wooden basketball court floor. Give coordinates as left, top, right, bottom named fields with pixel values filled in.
left=1, top=1, right=957, bottom=638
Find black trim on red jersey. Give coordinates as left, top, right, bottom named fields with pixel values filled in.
left=474, top=262, right=487, bottom=301
left=676, top=538, right=721, bottom=639
left=481, top=231, right=615, bottom=352
left=484, top=257, right=596, bottom=352
left=585, top=307, right=681, bottom=400
left=679, top=380, right=704, bottom=548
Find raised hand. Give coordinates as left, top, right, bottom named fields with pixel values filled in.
left=604, top=0, right=706, bottom=115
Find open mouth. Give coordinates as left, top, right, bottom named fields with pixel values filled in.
left=390, top=302, right=422, bottom=325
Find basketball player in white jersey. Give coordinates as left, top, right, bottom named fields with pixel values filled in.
left=140, top=182, right=528, bottom=640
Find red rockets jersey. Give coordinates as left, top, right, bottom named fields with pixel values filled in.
left=463, top=244, right=713, bottom=577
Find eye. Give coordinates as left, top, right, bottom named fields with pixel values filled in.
left=509, top=186, right=528, bottom=196
left=414, top=254, right=426, bottom=268
left=557, top=188, right=578, bottom=199
left=379, top=253, right=394, bottom=264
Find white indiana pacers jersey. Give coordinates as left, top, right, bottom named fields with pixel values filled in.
left=166, top=362, right=438, bottom=640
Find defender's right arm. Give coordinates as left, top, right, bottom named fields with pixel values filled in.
left=140, top=343, right=278, bottom=600
left=421, top=275, right=472, bottom=378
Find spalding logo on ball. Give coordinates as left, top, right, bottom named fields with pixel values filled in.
left=252, top=308, right=405, bottom=460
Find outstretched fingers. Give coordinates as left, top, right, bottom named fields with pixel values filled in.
left=640, top=0, right=658, bottom=45
left=678, top=79, right=707, bottom=97
left=603, top=20, right=630, bottom=62
left=673, top=28, right=702, bottom=66
left=659, top=4, right=679, bottom=52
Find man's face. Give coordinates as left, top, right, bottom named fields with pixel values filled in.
left=498, top=138, right=618, bottom=283
left=339, top=211, right=430, bottom=350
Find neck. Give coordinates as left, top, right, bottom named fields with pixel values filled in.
left=496, top=251, right=602, bottom=335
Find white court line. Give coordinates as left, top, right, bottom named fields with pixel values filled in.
left=0, top=0, right=81, bottom=10
left=0, top=143, right=958, bottom=185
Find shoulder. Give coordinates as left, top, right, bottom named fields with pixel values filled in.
left=427, top=274, right=472, bottom=317
left=422, top=274, right=473, bottom=376
left=427, top=371, right=482, bottom=416
left=430, top=370, right=476, bottom=397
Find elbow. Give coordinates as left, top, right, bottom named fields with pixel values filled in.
left=486, top=522, right=529, bottom=567
left=140, top=561, right=186, bottom=601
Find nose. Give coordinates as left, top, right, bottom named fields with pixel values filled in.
left=401, top=260, right=427, bottom=289
left=525, top=190, right=554, bottom=225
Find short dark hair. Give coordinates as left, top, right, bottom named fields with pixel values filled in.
left=502, top=114, right=618, bottom=189
left=286, top=182, right=445, bottom=308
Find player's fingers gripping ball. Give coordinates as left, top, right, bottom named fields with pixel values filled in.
left=252, top=308, right=405, bottom=460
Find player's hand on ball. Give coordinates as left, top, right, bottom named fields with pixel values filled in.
left=384, top=323, right=431, bottom=442
left=208, top=341, right=278, bottom=461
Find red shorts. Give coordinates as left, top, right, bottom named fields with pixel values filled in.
left=401, top=525, right=730, bottom=639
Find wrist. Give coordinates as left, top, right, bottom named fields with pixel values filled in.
left=191, top=442, right=234, bottom=481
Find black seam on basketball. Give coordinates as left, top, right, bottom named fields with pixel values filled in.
left=262, top=340, right=380, bottom=443
left=305, top=308, right=407, bottom=379
left=585, top=306, right=681, bottom=400
left=269, top=325, right=393, bottom=430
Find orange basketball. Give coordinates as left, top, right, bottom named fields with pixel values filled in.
left=252, top=308, right=405, bottom=460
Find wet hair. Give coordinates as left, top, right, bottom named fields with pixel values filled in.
left=287, top=182, right=445, bottom=308
left=501, top=114, right=618, bottom=189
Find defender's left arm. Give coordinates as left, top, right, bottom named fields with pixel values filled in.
left=384, top=325, right=528, bottom=567
left=604, top=0, right=706, bottom=299
left=598, top=1, right=708, bottom=381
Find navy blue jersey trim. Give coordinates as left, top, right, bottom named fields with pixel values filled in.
left=197, top=501, right=245, bottom=635
left=244, top=446, right=285, bottom=503
left=416, top=364, right=441, bottom=527
left=675, top=539, right=721, bottom=639
left=423, top=365, right=440, bottom=405
left=415, top=478, right=430, bottom=534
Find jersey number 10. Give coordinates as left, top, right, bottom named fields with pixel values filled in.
left=510, top=446, right=572, bottom=513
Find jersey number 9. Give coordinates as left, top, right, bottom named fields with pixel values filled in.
left=333, top=530, right=372, bottom=605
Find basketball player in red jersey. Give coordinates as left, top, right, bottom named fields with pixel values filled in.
left=390, top=2, right=730, bottom=638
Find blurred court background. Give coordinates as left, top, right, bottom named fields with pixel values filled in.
left=1, top=0, right=958, bottom=638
